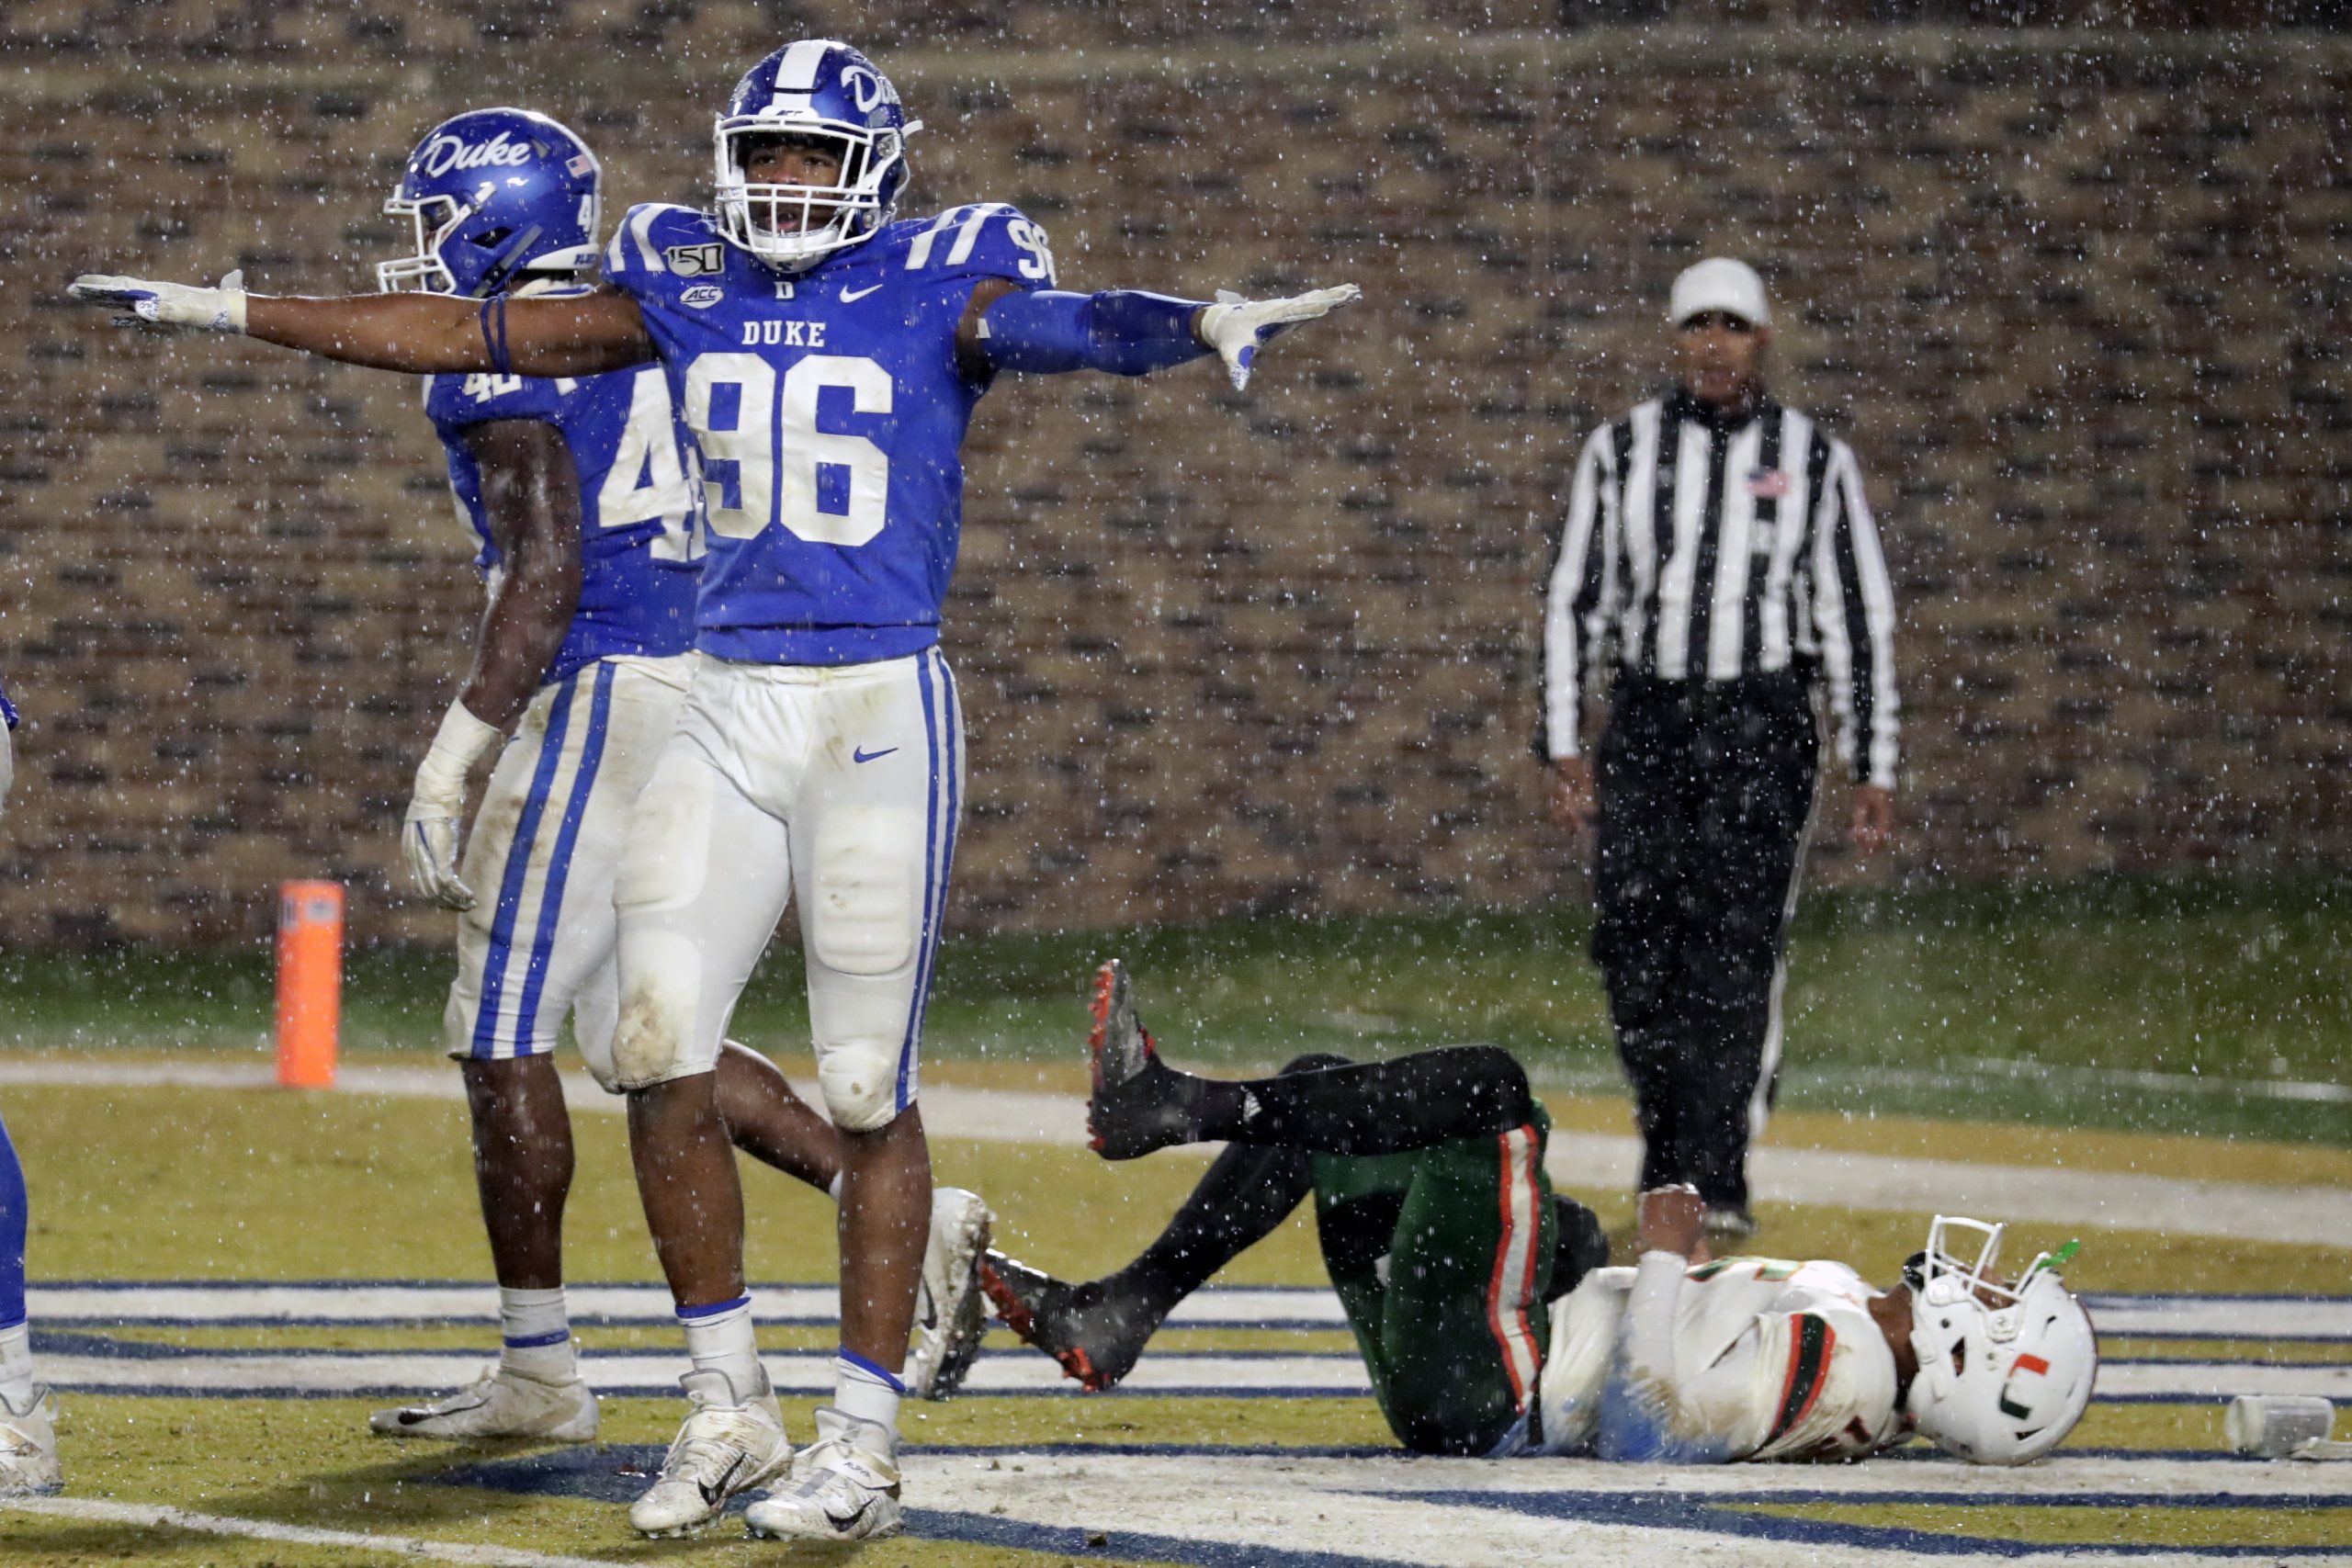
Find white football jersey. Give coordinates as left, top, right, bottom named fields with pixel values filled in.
left=1534, top=1254, right=1905, bottom=1461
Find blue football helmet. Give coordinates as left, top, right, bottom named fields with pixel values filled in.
left=713, top=39, right=921, bottom=272
left=378, top=107, right=602, bottom=297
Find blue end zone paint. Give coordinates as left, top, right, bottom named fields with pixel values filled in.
left=1388, top=1485, right=2352, bottom=1560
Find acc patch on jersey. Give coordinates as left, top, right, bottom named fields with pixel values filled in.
left=680, top=285, right=724, bottom=310
left=665, top=243, right=726, bottom=276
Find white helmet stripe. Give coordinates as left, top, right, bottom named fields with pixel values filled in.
left=763, top=38, right=835, bottom=111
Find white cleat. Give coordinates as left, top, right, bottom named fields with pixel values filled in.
left=368, top=1364, right=598, bottom=1441
left=0, top=1387, right=62, bottom=1497
left=742, top=1405, right=902, bottom=1542
left=628, top=1366, right=792, bottom=1539
left=905, top=1186, right=992, bottom=1401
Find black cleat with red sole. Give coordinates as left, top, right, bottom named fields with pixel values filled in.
left=977, top=1249, right=1158, bottom=1394
left=1085, top=959, right=1203, bottom=1160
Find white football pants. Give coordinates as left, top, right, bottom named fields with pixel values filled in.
left=608, top=649, right=963, bottom=1130
left=444, top=654, right=695, bottom=1089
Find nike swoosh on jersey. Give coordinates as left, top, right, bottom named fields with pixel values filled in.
left=841, top=283, right=885, bottom=302
left=853, top=746, right=899, bottom=763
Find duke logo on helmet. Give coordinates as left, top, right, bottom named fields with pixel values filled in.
left=713, top=39, right=922, bottom=273
left=379, top=107, right=603, bottom=298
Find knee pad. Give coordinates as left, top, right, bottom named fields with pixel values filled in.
left=817, top=1044, right=907, bottom=1133
left=608, top=931, right=712, bottom=1089
left=806, top=807, right=924, bottom=978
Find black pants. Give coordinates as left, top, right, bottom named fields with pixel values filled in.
left=1590, top=671, right=1818, bottom=1213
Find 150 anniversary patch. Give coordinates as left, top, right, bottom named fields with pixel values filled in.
left=665, top=243, right=726, bottom=276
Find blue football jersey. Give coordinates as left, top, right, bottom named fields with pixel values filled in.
left=424, top=353, right=700, bottom=683
left=601, top=199, right=1057, bottom=664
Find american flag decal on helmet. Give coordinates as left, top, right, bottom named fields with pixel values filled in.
left=1747, top=467, right=1790, bottom=499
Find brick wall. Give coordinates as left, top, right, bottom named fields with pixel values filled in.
left=2, top=10, right=2346, bottom=945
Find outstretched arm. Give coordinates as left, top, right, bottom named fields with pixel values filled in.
left=956, top=276, right=1359, bottom=389
left=69, top=273, right=657, bottom=378
left=401, top=418, right=585, bottom=910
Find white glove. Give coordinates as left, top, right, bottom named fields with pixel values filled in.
left=69, top=270, right=249, bottom=333
left=401, top=701, right=504, bottom=911
left=1197, top=284, right=1361, bottom=390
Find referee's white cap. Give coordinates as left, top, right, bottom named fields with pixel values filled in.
left=1668, top=257, right=1770, bottom=327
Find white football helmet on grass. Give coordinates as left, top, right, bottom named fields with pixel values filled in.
left=1903, top=1215, right=2097, bottom=1464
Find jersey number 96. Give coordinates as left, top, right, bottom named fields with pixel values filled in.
left=684, top=352, right=891, bottom=547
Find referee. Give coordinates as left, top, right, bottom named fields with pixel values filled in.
left=1540, top=257, right=1899, bottom=1241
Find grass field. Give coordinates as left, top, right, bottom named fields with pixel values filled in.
left=2, top=874, right=2348, bottom=1563
left=4, top=873, right=2346, bottom=1144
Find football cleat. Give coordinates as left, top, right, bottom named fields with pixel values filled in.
left=368, top=1364, right=598, bottom=1442
left=627, top=1366, right=792, bottom=1538
left=0, top=1387, right=61, bottom=1498
left=1084, top=959, right=1199, bottom=1160
left=905, top=1186, right=992, bottom=1401
left=978, top=1249, right=1157, bottom=1393
left=742, top=1405, right=902, bottom=1542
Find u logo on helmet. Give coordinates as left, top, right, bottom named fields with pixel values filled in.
left=1996, top=1352, right=2050, bottom=1419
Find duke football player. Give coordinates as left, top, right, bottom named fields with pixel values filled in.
left=983, top=962, right=2098, bottom=1465
left=356, top=107, right=992, bottom=1455
left=75, top=39, right=1356, bottom=1541
left=0, top=675, right=59, bottom=1499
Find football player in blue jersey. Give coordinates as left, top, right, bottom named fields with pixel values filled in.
left=74, top=37, right=1357, bottom=1540
left=355, top=107, right=992, bottom=1455
left=0, top=674, right=60, bottom=1499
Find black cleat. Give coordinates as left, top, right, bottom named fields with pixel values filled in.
left=1085, top=959, right=1201, bottom=1160
left=977, top=1249, right=1158, bottom=1393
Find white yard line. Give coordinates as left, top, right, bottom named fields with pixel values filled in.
left=2, top=1057, right=2343, bottom=1247
left=30, top=1283, right=2352, bottom=1339
left=0, top=1495, right=628, bottom=1568
left=32, top=1347, right=2346, bottom=1402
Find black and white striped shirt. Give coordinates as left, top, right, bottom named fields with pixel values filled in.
left=1542, top=388, right=1900, bottom=788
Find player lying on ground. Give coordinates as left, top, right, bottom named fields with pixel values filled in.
left=984, top=961, right=2098, bottom=1463
left=0, top=675, right=60, bottom=1498
left=358, top=107, right=991, bottom=1450
left=72, top=38, right=1355, bottom=1543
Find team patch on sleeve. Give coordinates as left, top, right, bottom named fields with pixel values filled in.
left=1766, top=1312, right=1837, bottom=1445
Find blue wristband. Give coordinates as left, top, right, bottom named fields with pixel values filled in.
left=980, top=288, right=1208, bottom=377
left=479, top=296, right=512, bottom=377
